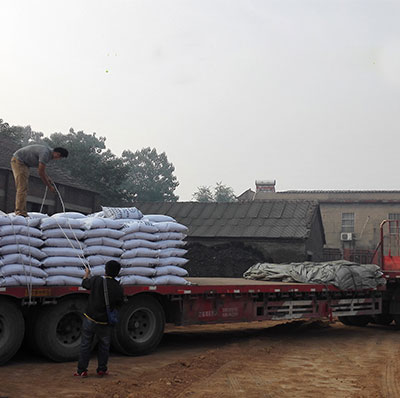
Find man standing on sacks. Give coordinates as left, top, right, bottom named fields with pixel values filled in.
left=75, top=260, right=124, bottom=377
left=10, top=144, right=69, bottom=217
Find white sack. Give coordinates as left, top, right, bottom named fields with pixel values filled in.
left=80, top=217, right=125, bottom=230
left=154, top=266, right=188, bottom=277
left=46, top=275, right=82, bottom=286
left=158, top=257, right=189, bottom=267
left=42, top=247, right=84, bottom=257
left=52, top=212, right=87, bottom=219
left=0, top=244, right=46, bottom=259
left=121, top=220, right=158, bottom=234
left=154, top=222, right=188, bottom=233
left=84, top=228, right=125, bottom=239
left=102, top=206, right=143, bottom=220
left=119, top=267, right=156, bottom=277
left=157, top=232, right=186, bottom=241
left=42, top=228, right=85, bottom=240
left=84, top=245, right=123, bottom=257
left=156, top=240, right=187, bottom=249
left=119, top=275, right=154, bottom=285
left=0, top=264, right=48, bottom=278
left=158, top=248, right=188, bottom=258
left=85, top=237, right=123, bottom=248
left=41, top=217, right=83, bottom=230
left=45, top=266, right=86, bottom=277
left=0, top=235, right=43, bottom=247
left=153, top=275, right=189, bottom=285
left=0, top=225, right=42, bottom=238
left=86, top=255, right=120, bottom=266
left=0, top=275, right=45, bottom=286
left=143, top=214, right=176, bottom=223
left=121, top=248, right=158, bottom=259
left=44, top=238, right=84, bottom=249
left=90, top=265, right=105, bottom=276
left=120, top=232, right=159, bottom=242
left=42, top=256, right=86, bottom=267
left=1, top=253, right=41, bottom=267
left=120, top=258, right=159, bottom=267
left=0, top=215, right=27, bottom=226
left=122, top=239, right=158, bottom=250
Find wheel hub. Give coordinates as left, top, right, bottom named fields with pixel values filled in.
left=56, top=313, right=82, bottom=345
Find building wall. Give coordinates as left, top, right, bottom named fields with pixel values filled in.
left=254, top=191, right=400, bottom=251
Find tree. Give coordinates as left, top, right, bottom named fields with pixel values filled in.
left=45, top=129, right=129, bottom=206
left=192, top=186, right=214, bottom=202
left=214, top=182, right=236, bottom=202
left=0, top=119, right=44, bottom=146
left=192, top=182, right=237, bottom=202
left=120, top=147, right=179, bottom=202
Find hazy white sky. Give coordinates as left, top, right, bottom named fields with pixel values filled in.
left=2, top=0, right=400, bottom=200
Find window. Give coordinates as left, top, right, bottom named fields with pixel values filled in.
left=388, top=213, right=400, bottom=234
left=342, top=213, right=354, bottom=232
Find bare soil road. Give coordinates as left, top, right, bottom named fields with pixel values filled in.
left=1, top=319, right=400, bottom=398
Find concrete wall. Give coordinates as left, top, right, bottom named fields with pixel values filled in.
left=254, top=191, right=400, bottom=251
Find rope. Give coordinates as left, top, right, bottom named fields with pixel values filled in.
left=40, top=186, right=48, bottom=214
left=51, top=182, right=90, bottom=271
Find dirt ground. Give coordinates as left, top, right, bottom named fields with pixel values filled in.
left=1, top=319, right=400, bottom=398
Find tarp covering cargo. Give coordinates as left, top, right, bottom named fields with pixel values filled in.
left=243, top=260, right=386, bottom=290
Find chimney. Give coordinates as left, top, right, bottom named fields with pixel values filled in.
left=255, top=180, right=276, bottom=192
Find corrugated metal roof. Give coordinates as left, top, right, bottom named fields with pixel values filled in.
left=134, top=200, right=322, bottom=239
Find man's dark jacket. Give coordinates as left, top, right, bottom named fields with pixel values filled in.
left=82, top=276, right=124, bottom=324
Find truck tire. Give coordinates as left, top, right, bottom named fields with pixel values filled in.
left=112, top=295, right=165, bottom=356
left=338, top=316, right=354, bottom=326
left=372, top=314, right=393, bottom=326
left=34, top=297, right=87, bottom=362
left=0, top=299, right=25, bottom=365
left=347, top=315, right=371, bottom=327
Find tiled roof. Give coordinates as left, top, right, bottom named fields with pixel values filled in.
left=0, top=136, right=97, bottom=192
left=134, top=200, right=322, bottom=239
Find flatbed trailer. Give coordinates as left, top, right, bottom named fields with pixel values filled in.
left=0, top=275, right=390, bottom=366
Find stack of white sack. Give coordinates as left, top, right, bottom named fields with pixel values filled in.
left=0, top=214, right=47, bottom=286
left=40, top=212, right=87, bottom=286
left=118, top=213, right=190, bottom=285
left=81, top=215, right=125, bottom=277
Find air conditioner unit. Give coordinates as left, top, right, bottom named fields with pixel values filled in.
left=340, top=232, right=353, bottom=241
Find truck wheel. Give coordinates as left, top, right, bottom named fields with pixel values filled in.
left=112, top=295, right=165, bottom=356
left=372, top=314, right=393, bottom=326
left=34, top=297, right=87, bottom=362
left=347, top=315, right=371, bottom=327
left=338, top=316, right=354, bottom=326
left=0, top=299, right=25, bottom=365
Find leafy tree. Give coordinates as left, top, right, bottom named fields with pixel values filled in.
left=192, top=186, right=214, bottom=202
left=45, top=129, right=129, bottom=206
left=0, top=118, right=44, bottom=146
left=214, top=182, right=236, bottom=202
left=192, top=182, right=237, bottom=202
left=121, top=147, right=179, bottom=202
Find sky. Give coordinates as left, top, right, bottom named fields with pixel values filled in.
left=2, top=0, right=400, bottom=201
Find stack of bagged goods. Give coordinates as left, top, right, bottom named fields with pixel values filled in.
left=98, top=207, right=190, bottom=285
left=0, top=207, right=191, bottom=287
left=41, top=212, right=87, bottom=286
left=81, top=215, right=125, bottom=277
left=144, top=215, right=190, bottom=285
left=0, top=213, right=47, bottom=286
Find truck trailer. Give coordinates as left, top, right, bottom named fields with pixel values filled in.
left=0, top=219, right=399, bottom=366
